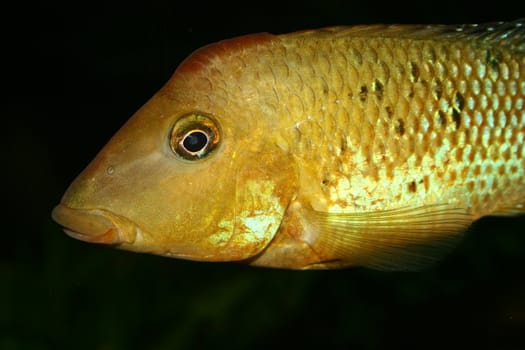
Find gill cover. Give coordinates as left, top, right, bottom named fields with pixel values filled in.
left=225, top=148, right=297, bottom=259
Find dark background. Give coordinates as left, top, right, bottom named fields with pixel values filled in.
left=3, top=1, right=525, bottom=349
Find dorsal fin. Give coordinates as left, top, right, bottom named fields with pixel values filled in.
left=283, top=19, right=525, bottom=53
left=451, top=19, right=525, bottom=52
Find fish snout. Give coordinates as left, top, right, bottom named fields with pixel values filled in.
left=52, top=204, right=132, bottom=244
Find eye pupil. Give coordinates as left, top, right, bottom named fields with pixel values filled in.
left=182, top=130, right=208, bottom=153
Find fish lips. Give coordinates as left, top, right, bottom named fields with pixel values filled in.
left=52, top=204, right=136, bottom=245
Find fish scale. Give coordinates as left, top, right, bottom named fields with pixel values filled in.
left=265, top=30, right=525, bottom=218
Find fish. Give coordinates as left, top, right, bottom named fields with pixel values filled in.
left=52, top=19, right=525, bottom=270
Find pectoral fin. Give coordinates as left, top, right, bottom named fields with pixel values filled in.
left=304, top=204, right=473, bottom=271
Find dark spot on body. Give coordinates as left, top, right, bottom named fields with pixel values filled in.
left=372, top=79, right=384, bottom=100
left=322, top=179, right=329, bottom=186
left=454, top=92, right=465, bottom=111
left=394, top=118, right=405, bottom=136
left=423, top=175, right=430, bottom=191
left=485, top=48, right=502, bottom=72
left=409, top=62, right=419, bottom=82
left=436, top=111, right=447, bottom=127
left=359, top=85, right=368, bottom=102
left=322, top=84, right=329, bottom=96
left=408, top=87, right=415, bottom=98
left=408, top=181, right=417, bottom=193
left=385, top=106, right=393, bottom=118
left=452, top=109, right=461, bottom=129
left=340, top=139, right=346, bottom=153
left=449, top=92, right=464, bottom=130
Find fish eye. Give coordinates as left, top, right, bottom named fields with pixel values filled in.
left=169, top=113, right=220, bottom=160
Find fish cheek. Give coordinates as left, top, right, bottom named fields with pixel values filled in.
left=208, top=148, right=298, bottom=261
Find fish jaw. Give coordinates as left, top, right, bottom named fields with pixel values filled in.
left=52, top=204, right=137, bottom=245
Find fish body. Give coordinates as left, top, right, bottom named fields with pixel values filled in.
left=52, top=20, right=525, bottom=270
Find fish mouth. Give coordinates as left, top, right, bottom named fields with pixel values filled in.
left=52, top=204, right=137, bottom=245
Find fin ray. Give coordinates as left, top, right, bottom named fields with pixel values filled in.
left=305, top=204, right=473, bottom=271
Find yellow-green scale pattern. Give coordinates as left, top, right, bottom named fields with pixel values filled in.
left=262, top=34, right=525, bottom=218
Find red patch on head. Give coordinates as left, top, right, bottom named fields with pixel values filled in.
left=174, top=32, right=276, bottom=76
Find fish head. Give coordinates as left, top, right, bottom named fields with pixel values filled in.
left=52, top=33, right=298, bottom=262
